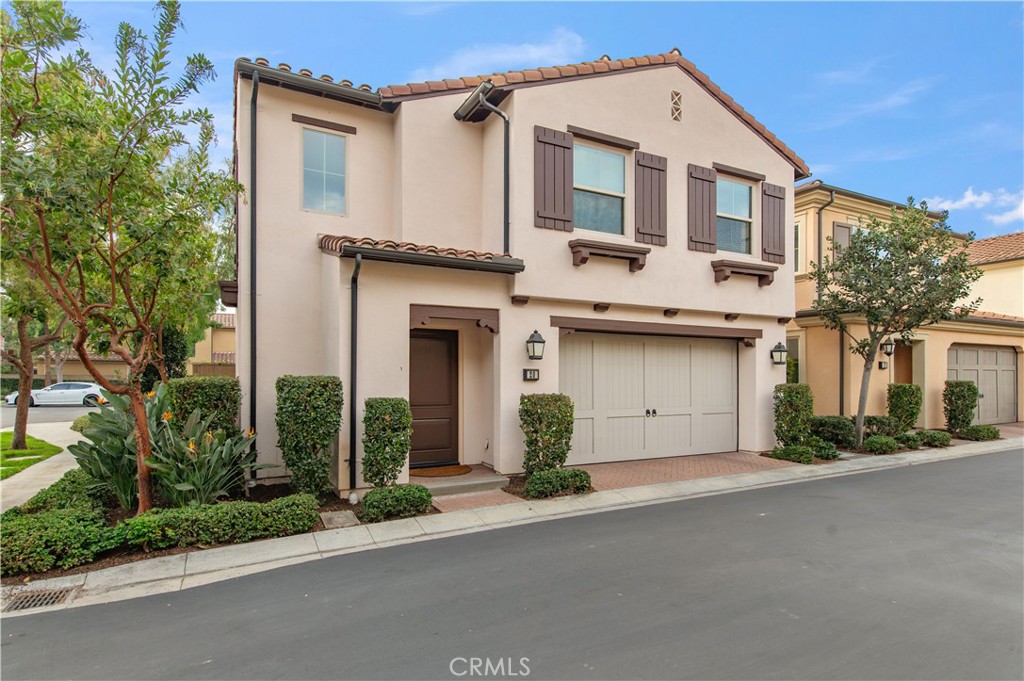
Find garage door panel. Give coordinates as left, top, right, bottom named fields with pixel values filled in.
left=560, top=338, right=594, bottom=411
left=702, top=412, right=736, bottom=452
left=947, top=343, right=1018, bottom=425
left=696, top=342, right=737, bottom=410
left=646, top=414, right=692, bottom=458
left=568, top=418, right=595, bottom=464
left=645, top=342, right=692, bottom=408
left=601, top=415, right=646, bottom=458
left=597, top=340, right=645, bottom=411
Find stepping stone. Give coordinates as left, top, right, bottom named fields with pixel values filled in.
left=320, top=510, right=360, bottom=529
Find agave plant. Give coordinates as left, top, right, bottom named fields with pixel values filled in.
left=145, top=408, right=264, bottom=507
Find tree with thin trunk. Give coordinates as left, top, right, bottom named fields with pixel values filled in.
left=1, top=0, right=236, bottom=512
left=809, top=199, right=982, bottom=446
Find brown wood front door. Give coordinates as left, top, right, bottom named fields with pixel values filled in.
left=409, top=329, right=459, bottom=468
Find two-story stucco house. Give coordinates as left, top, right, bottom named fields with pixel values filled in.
left=789, top=181, right=1023, bottom=429
left=225, top=50, right=810, bottom=491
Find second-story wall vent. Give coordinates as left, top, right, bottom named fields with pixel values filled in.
left=671, top=91, right=682, bottom=121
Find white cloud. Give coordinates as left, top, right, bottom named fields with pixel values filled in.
left=408, top=28, right=585, bottom=82
left=816, top=57, right=887, bottom=85
left=924, top=188, right=1024, bottom=227
left=809, top=78, right=940, bottom=131
left=985, top=195, right=1024, bottom=226
left=924, top=187, right=996, bottom=211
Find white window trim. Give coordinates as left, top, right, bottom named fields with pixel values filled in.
left=715, top=177, right=755, bottom=255
left=572, top=141, right=630, bottom=237
left=794, top=219, right=805, bottom=274
left=300, top=126, right=349, bottom=217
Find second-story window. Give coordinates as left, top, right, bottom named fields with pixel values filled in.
left=303, top=128, right=346, bottom=215
left=716, top=178, right=752, bottom=254
left=573, top=144, right=625, bottom=235
left=794, top=222, right=802, bottom=273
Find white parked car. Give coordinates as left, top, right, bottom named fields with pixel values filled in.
left=4, top=382, right=105, bottom=407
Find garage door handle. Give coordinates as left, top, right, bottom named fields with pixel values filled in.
left=645, top=409, right=651, bottom=417
left=979, top=394, right=984, bottom=399
left=651, top=409, right=658, bottom=417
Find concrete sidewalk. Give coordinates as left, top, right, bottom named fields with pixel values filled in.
left=3, top=435, right=1018, bottom=617
left=1, top=422, right=82, bottom=512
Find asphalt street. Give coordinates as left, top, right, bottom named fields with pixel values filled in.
left=2, top=448, right=1021, bottom=681
left=0, top=405, right=94, bottom=429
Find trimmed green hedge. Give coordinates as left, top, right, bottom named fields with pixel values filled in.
left=523, top=468, right=591, bottom=498
left=0, top=509, right=118, bottom=576
left=275, top=375, right=343, bottom=496
left=167, top=376, right=241, bottom=435
left=810, top=416, right=857, bottom=448
left=18, top=469, right=107, bottom=514
left=863, top=435, right=900, bottom=455
left=519, top=393, right=574, bottom=476
left=773, top=384, right=814, bottom=447
left=919, top=430, right=952, bottom=448
left=362, top=397, right=413, bottom=488
left=119, top=494, right=320, bottom=550
left=956, top=424, right=1000, bottom=441
left=862, top=415, right=905, bottom=437
left=767, top=445, right=814, bottom=465
left=895, top=432, right=922, bottom=450
left=360, top=484, right=432, bottom=523
left=0, top=378, right=44, bottom=394
left=887, top=384, right=923, bottom=432
left=943, top=380, right=978, bottom=435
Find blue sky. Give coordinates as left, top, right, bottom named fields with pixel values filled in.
left=67, top=1, right=1024, bottom=238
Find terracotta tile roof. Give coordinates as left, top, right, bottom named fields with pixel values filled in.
left=961, top=308, right=1024, bottom=323
left=244, top=50, right=808, bottom=179
left=966, top=232, right=1024, bottom=266
left=319, top=235, right=508, bottom=262
left=211, top=312, right=236, bottom=329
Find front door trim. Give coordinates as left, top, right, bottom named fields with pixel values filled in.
left=411, top=304, right=499, bottom=334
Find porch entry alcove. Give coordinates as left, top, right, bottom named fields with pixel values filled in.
left=408, top=305, right=499, bottom=469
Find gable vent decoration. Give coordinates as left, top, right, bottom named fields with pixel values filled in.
left=671, top=91, right=682, bottom=121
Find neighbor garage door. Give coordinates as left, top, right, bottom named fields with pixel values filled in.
left=947, top=344, right=1018, bottom=425
left=559, top=333, right=737, bottom=464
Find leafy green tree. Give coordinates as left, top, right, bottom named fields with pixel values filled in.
left=809, top=200, right=982, bottom=446
left=1, top=0, right=237, bottom=512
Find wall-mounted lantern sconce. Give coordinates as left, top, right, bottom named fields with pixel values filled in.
left=526, top=330, right=546, bottom=360
left=880, top=338, right=895, bottom=357
left=770, top=342, right=788, bottom=366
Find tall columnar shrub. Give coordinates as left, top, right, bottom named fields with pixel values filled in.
left=943, top=380, right=978, bottom=435
left=362, top=398, right=413, bottom=487
left=773, top=383, right=814, bottom=447
left=167, top=376, right=241, bottom=435
left=519, top=393, right=574, bottom=476
left=887, top=383, right=923, bottom=433
left=275, top=375, right=343, bottom=496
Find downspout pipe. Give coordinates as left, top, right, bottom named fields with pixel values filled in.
left=248, top=71, right=259, bottom=473
left=476, top=95, right=511, bottom=255
left=348, top=254, right=362, bottom=491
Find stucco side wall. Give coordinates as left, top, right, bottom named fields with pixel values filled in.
left=971, top=261, right=1024, bottom=317
left=505, top=67, right=795, bottom=318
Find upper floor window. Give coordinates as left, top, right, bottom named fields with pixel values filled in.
left=794, top=222, right=802, bottom=273
left=716, top=178, right=752, bottom=254
left=573, top=144, right=625, bottom=235
left=303, top=129, right=346, bottom=215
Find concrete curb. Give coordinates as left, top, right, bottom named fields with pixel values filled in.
left=2, top=437, right=1019, bottom=616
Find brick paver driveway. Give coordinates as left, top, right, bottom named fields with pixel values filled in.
left=579, top=450, right=795, bottom=491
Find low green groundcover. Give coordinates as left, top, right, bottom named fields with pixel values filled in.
left=0, top=469, right=320, bottom=577
left=0, top=432, right=62, bottom=480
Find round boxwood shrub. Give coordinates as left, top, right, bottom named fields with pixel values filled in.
left=767, top=445, right=814, bottom=465
left=275, top=375, right=343, bottom=496
left=956, top=424, right=1000, bottom=441
left=943, top=380, right=978, bottom=435
left=863, top=435, right=900, bottom=455
left=361, top=398, right=413, bottom=488
left=519, top=393, right=574, bottom=475
left=887, top=383, right=923, bottom=433
left=810, top=416, right=857, bottom=448
left=895, top=432, right=922, bottom=450
left=861, top=415, right=905, bottom=438
left=919, top=430, right=952, bottom=448
left=360, top=484, right=433, bottom=523
left=773, top=384, right=813, bottom=447
left=70, top=414, right=92, bottom=434
left=806, top=435, right=839, bottom=461
left=523, top=468, right=592, bottom=498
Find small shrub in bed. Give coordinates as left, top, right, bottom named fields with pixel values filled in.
left=359, top=484, right=433, bottom=523
left=767, top=445, right=814, bottom=465
left=956, top=424, right=1000, bottom=441
left=523, top=468, right=592, bottom=498
left=919, top=430, right=952, bottom=448
left=863, top=435, right=899, bottom=455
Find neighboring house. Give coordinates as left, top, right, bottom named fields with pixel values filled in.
left=187, top=312, right=236, bottom=377
left=3, top=352, right=125, bottom=385
left=225, top=50, right=809, bottom=488
left=789, top=181, right=1023, bottom=428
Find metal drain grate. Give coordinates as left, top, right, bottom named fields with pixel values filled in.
left=3, top=587, right=76, bottom=613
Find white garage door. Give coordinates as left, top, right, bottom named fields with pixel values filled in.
left=559, top=333, right=737, bottom=464
left=947, top=345, right=1018, bottom=425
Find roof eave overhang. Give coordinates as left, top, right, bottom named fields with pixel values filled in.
left=235, top=59, right=394, bottom=112
left=321, top=244, right=526, bottom=275
left=794, top=309, right=1024, bottom=330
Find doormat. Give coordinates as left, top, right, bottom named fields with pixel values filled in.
left=410, top=465, right=473, bottom=477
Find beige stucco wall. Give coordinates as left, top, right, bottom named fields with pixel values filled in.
left=971, top=260, right=1024, bottom=317
left=187, top=326, right=236, bottom=372
left=236, top=64, right=798, bottom=487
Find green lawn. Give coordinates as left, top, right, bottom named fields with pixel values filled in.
left=0, top=432, right=63, bottom=480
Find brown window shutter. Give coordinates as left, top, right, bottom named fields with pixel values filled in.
left=761, top=182, right=786, bottom=264
left=534, top=125, right=574, bottom=231
left=635, top=152, right=668, bottom=246
left=687, top=164, right=717, bottom=252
